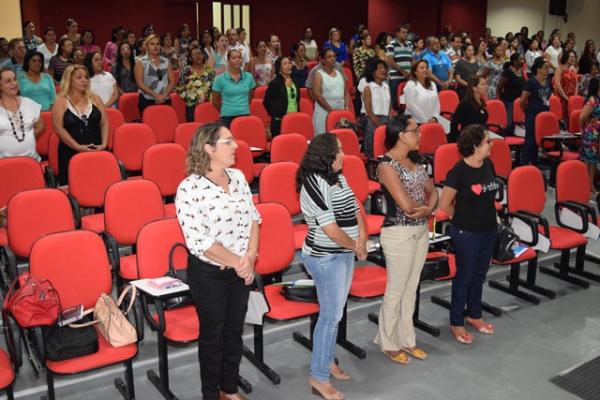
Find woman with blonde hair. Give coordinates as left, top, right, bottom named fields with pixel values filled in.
left=51, top=64, right=108, bottom=185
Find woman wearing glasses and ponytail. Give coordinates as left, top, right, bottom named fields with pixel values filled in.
left=134, top=33, right=175, bottom=114
left=51, top=64, right=108, bottom=185
left=263, top=56, right=300, bottom=136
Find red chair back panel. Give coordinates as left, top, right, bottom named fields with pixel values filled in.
left=326, top=110, right=355, bottom=132
left=439, top=90, right=459, bottom=115
left=549, top=95, right=563, bottom=121
left=48, top=133, right=60, bottom=176
left=486, top=99, right=507, bottom=131
left=567, top=95, right=584, bottom=121
left=281, top=112, right=315, bottom=141
left=0, top=157, right=45, bottom=208
left=105, top=108, right=125, bottom=150
left=433, top=144, right=460, bottom=184
left=534, top=111, right=560, bottom=148
left=253, top=86, right=268, bottom=99
left=270, top=133, right=307, bottom=164
left=342, top=155, right=369, bottom=203
left=259, top=162, right=300, bottom=215
left=169, top=93, right=187, bottom=123
left=142, top=143, right=187, bottom=197
left=568, top=109, right=582, bottom=134
left=373, top=126, right=387, bottom=158
left=118, top=92, right=140, bottom=123
left=230, top=116, right=267, bottom=155
left=331, top=129, right=362, bottom=158
left=36, top=112, right=54, bottom=157
left=194, top=102, right=220, bottom=124
left=507, top=166, right=546, bottom=214
left=143, top=105, right=179, bottom=143
left=489, top=139, right=512, bottom=179
left=254, top=203, right=295, bottom=275
left=249, top=99, right=271, bottom=129
left=174, top=122, right=200, bottom=152
left=136, top=218, right=186, bottom=279
left=233, top=140, right=255, bottom=184
left=556, top=160, right=589, bottom=204
left=513, top=98, right=525, bottom=124
left=68, top=151, right=122, bottom=207
left=299, top=98, right=314, bottom=118
left=419, top=123, right=446, bottom=155
left=113, top=124, right=157, bottom=171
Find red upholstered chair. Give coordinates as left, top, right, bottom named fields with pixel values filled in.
left=233, top=139, right=267, bottom=187
left=300, top=87, right=311, bottom=102
left=29, top=230, right=137, bottom=400
left=343, top=67, right=356, bottom=99
left=432, top=143, right=461, bottom=223
left=567, top=95, right=584, bottom=126
left=242, top=203, right=318, bottom=385
left=142, top=144, right=187, bottom=217
left=325, top=109, right=355, bottom=132
left=0, top=347, right=15, bottom=400
left=439, top=90, right=459, bottom=119
left=105, top=108, right=125, bottom=150
left=174, top=122, right=200, bottom=151
left=396, top=80, right=407, bottom=110
left=36, top=111, right=53, bottom=160
left=419, top=122, right=447, bottom=175
left=68, top=151, right=123, bottom=233
left=508, top=165, right=589, bottom=289
left=307, top=61, right=318, bottom=71
left=331, top=128, right=367, bottom=162
left=118, top=92, right=140, bottom=123
left=103, top=179, right=166, bottom=289
left=230, top=115, right=268, bottom=158
left=299, top=98, right=314, bottom=117
left=169, top=92, right=187, bottom=123
left=46, top=133, right=60, bottom=184
left=143, top=105, right=178, bottom=143
left=270, top=133, right=307, bottom=164
left=250, top=99, right=271, bottom=129
left=281, top=112, right=315, bottom=141
left=113, top=123, right=157, bottom=175
left=549, top=95, right=563, bottom=122
left=373, top=125, right=387, bottom=158
left=489, top=139, right=512, bottom=180
left=259, top=162, right=307, bottom=249
left=568, top=109, right=582, bottom=134
left=194, top=102, right=220, bottom=124
left=535, top=111, right=579, bottom=185
left=253, top=85, right=268, bottom=99
left=486, top=99, right=507, bottom=133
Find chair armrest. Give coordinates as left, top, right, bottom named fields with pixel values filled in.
left=516, top=210, right=549, bottom=238
left=67, top=194, right=81, bottom=229
left=540, top=137, right=563, bottom=159
left=117, top=161, right=128, bottom=180
left=2, top=311, right=22, bottom=370
left=487, top=123, right=503, bottom=133
left=507, top=211, right=539, bottom=246
left=495, top=177, right=507, bottom=202
left=101, top=232, right=120, bottom=275
left=554, top=201, right=592, bottom=234
left=44, top=165, right=57, bottom=188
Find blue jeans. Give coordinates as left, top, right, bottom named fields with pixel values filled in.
left=448, top=225, right=496, bottom=326
left=301, top=252, right=354, bottom=382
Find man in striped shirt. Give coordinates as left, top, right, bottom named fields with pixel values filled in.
left=386, top=24, right=413, bottom=111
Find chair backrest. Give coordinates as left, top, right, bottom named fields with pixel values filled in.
left=259, top=162, right=300, bottom=215
left=30, top=230, right=112, bottom=310
left=567, top=95, right=584, bottom=121
left=513, top=98, right=525, bottom=124
left=568, top=109, right=582, bottom=134
left=433, top=143, right=460, bottom=184
left=419, top=123, right=447, bottom=155
left=549, top=95, right=563, bottom=121
left=396, top=81, right=408, bottom=106
left=439, top=90, right=459, bottom=116
left=281, top=112, right=315, bottom=141
left=7, top=188, right=75, bottom=258
left=113, top=123, right=157, bottom=172
left=36, top=112, right=54, bottom=157
left=105, top=108, right=125, bottom=150
left=194, top=102, right=220, bottom=124
left=48, top=133, right=60, bottom=177
left=169, top=92, right=187, bottom=123
left=143, top=105, right=179, bottom=143
left=507, top=165, right=546, bottom=214
left=299, top=98, right=314, bottom=117
left=136, top=218, right=186, bottom=279
left=104, top=179, right=166, bottom=245
left=488, top=139, right=512, bottom=179
left=0, top=157, right=46, bottom=208
left=342, top=155, right=369, bottom=203
left=230, top=115, right=267, bottom=155
left=233, top=139, right=255, bottom=184
left=249, top=99, right=271, bottom=129
left=307, top=61, right=318, bottom=71
left=534, top=111, right=560, bottom=147
left=270, top=133, right=307, bottom=164
left=556, top=160, right=589, bottom=204
left=68, top=151, right=122, bottom=208
left=118, top=92, right=140, bottom=123
left=331, top=129, right=362, bottom=158
left=254, top=203, right=295, bottom=275
left=142, top=143, right=187, bottom=197
left=486, top=99, right=507, bottom=131
left=253, top=86, right=268, bottom=99
left=325, top=109, right=355, bottom=133
left=174, top=122, right=200, bottom=152
left=373, top=125, right=387, bottom=158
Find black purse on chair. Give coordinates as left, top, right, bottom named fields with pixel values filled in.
left=162, top=243, right=193, bottom=310
left=493, top=224, right=518, bottom=262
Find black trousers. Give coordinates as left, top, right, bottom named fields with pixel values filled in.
left=187, top=255, right=249, bottom=400
left=137, top=94, right=172, bottom=115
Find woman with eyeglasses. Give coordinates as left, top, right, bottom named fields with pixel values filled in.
left=176, top=122, right=259, bottom=400
left=439, top=125, right=500, bottom=345
left=263, top=56, right=300, bottom=137
left=134, top=34, right=175, bottom=114
left=51, top=64, right=108, bottom=185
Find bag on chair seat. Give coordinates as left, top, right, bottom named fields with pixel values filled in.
left=493, top=223, right=518, bottom=262
left=3, top=273, right=61, bottom=328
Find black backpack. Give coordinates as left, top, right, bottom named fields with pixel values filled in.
left=493, top=223, right=519, bottom=262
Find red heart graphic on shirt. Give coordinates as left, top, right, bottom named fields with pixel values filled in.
left=471, top=184, right=483, bottom=195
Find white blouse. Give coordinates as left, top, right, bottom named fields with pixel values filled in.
left=0, top=97, right=41, bottom=161
left=90, top=72, right=116, bottom=105
left=403, top=79, right=441, bottom=124
left=175, top=168, right=261, bottom=267
left=357, top=79, right=390, bottom=115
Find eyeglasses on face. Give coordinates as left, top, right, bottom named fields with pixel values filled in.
left=215, top=137, right=236, bottom=146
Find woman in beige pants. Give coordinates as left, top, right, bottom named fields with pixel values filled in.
left=374, top=114, right=438, bottom=364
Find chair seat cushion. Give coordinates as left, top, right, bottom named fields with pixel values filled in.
left=433, top=208, right=450, bottom=222
left=46, top=331, right=137, bottom=374
left=546, top=225, right=587, bottom=249
left=0, top=349, right=14, bottom=389
left=293, top=223, right=307, bottom=250
left=349, top=265, right=387, bottom=298
left=545, top=150, right=579, bottom=161
left=119, top=254, right=139, bottom=280
left=367, top=180, right=381, bottom=194
left=0, top=227, right=6, bottom=247
left=152, top=305, right=198, bottom=342
left=253, top=163, right=268, bottom=178
left=366, top=214, right=384, bottom=236
left=264, top=284, right=319, bottom=321
left=427, top=251, right=456, bottom=280
left=504, top=137, right=524, bottom=146
left=165, top=203, right=177, bottom=218
left=493, top=246, right=537, bottom=265
left=81, top=213, right=105, bottom=233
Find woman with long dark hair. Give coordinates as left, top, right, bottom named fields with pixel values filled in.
left=404, top=59, right=441, bottom=124
left=177, top=47, right=215, bottom=122
left=450, top=76, right=489, bottom=143
left=263, top=56, right=300, bottom=136
left=579, top=40, right=597, bottom=75
left=297, top=132, right=367, bottom=400
left=359, top=57, right=392, bottom=156
left=48, top=38, right=73, bottom=84
left=103, top=26, right=124, bottom=68
left=113, top=42, right=137, bottom=94
left=290, top=42, right=309, bottom=88
left=496, top=53, right=525, bottom=135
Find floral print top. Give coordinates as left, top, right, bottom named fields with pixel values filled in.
left=176, top=65, right=215, bottom=107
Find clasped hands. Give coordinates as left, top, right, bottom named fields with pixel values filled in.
left=223, top=252, right=256, bottom=285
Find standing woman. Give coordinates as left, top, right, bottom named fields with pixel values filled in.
left=177, top=47, right=215, bottom=122
left=360, top=57, right=392, bottom=157
left=103, top=26, right=124, bottom=68
left=48, top=38, right=73, bottom=84
left=263, top=56, right=300, bottom=136
left=439, top=125, right=500, bottom=344
left=480, top=43, right=505, bottom=100
left=291, top=42, right=309, bottom=88
left=525, top=39, right=543, bottom=74
left=375, top=114, right=437, bottom=363
left=450, top=76, right=489, bottom=143
left=134, top=34, right=175, bottom=114
left=200, top=30, right=216, bottom=62
left=37, top=27, right=58, bottom=70
left=454, top=44, right=479, bottom=99
left=113, top=42, right=138, bottom=94
left=212, top=49, right=256, bottom=128
left=62, top=18, right=81, bottom=47
left=0, top=68, right=45, bottom=160
left=85, top=51, right=118, bottom=108
left=579, top=40, right=596, bottom=75
left=161, top=33, right=179, bottom=69
left=175, top=122, right=259, bottom=400
left=312, top=48, right=349, bottom=134
left=266, top=34, right=282, bottom=61
left=324, top=28, right=348, bottom=64
left=79, top=30, right=101, bottom=56
left=352, top=35, right=375, bottom=81
left=301, top=28, right=318, bottom=61
left=474, top=40, right=489, bottom=67
left=174, top=24, right=192, bottom=61
left=246, top=40, right=274, bottom=87
left=412, top=37, right=425, bottom=61
left=297, top=133, right=367, bottom=400
left=519, top=57, right=551, bottom=165
left=553, top=49, right=578, bottom=123
left=579, top=78, right=600, bottom=192
left=404, top=60, right=441, bottom=125
left=496, top=53, right=525, bottom=135
left=214, top=34, right=230, bottom=76
left=19, top=51, right=56, bottom=111
left=23, top=21, right=43, bottom=52
left=51, top=64, right=108, bottom=185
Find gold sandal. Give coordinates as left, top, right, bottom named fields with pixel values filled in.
left=402, top=347, right=428, bottom=360
left=381, top=349, right=411, bottom=365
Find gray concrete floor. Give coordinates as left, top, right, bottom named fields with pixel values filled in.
left=7, top=187, right=600, bottom=400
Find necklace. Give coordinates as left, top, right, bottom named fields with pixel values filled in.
left=1, top=98, right=25, bottom=142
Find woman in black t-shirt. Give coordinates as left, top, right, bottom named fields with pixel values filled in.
left=449, top=76, right=489, bottom=143
left=497, top=53, right=525, bottom=136
left=439, top=125, right=500, bottom=345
